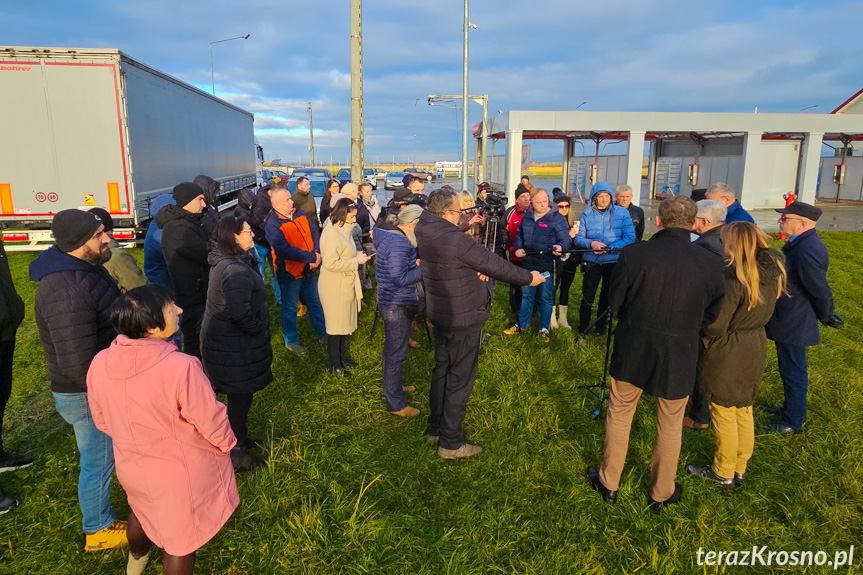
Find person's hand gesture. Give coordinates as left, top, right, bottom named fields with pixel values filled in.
left=529, top=270, right=546, bottom=286
left=552, top=244, right=563, bottom=256
left=357, top=253, right=371, bottom=264
left=515, top=249, right=526, bottom=258
left=590, top=240, right=607, bottom=255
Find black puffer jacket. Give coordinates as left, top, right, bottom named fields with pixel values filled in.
left=415, top=210, right=533, bottom=329
left=29, top=247, right=121, bottom=393
left=1, top=241, right=25, bottom=341
left=155, top=204, right=211, bottom=307
left=200, top=243, right=272, bottom=394
left=250, top=190, right=273, bottom=248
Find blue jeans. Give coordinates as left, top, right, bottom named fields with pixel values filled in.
left=254, top=244, right=282, bottom=305
left=279, top=275, right=327, bottom=345
left=53, top=392, right=116, bottom=533
left=776, top=343, right=808, bottom=431
left=380, top=304, right=412, bottom=412
left=519, top=271, right=555, bottom=331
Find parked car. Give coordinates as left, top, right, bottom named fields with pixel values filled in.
left=261, top=169, right=288, bottom=186
left=384, top=170, right=406, bottom=190
left=403, top=167, right=434, bottom=182
left=336, top=168, right=377, bottom=189
left=288, top=168, right=332, bottom=205
left=373, top=168, right=387, bottom=180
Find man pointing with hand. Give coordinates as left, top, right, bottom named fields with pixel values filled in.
left=415, top=188, right=545, bottom=460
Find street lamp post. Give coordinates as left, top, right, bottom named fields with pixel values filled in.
left=209, top=34, right=250, bottom=95
left=461, top=2, right=477, bottom=192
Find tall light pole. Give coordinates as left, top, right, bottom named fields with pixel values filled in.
left=461, top=3, right=476, bottom=192
left=350, top=0, right=365, bottom=185
left=210, top=34, right=250, bottom=95
left=308, top=102, right=315, bottom=167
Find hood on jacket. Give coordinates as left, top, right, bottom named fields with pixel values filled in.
left=193, top=175, right=221, bottom=207
left=29, top=245, right=101, bottom=282
left=148, top=193, right=176, bottom=221
left=154, top=204, right=204, bottom=228
left=372, top=226, right=408, bottom=249
left=590, top=181, right=614, bottom=209
left=103, top=335, right=178, bottom=379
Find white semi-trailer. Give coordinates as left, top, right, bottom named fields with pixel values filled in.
left=0, top=46, right=261, bottom=247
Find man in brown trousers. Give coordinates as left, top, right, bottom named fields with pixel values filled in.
left=587, top=196, right=725, bottom=510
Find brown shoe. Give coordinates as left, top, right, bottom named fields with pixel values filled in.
left=408, top=338, right=421, bottom=348
left=390, top=406, right=420, bottom=417
left=402, top=385, right=416, bottom=393
left=438, top=443, right=483, bottom=460
left=682, top=416, right=709, bottom=430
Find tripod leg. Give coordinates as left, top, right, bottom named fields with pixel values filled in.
left=370, top=308, right=380, bottom=340
left=592, top=317, right=615, bottom=420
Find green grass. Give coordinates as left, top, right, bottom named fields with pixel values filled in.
left=1, top=234, right=862, bottom=574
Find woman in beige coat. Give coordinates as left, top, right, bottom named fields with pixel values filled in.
left=319, top=198, right=371, bottom=375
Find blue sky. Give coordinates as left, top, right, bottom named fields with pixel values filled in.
left=3, top=0, right=861, bottom=163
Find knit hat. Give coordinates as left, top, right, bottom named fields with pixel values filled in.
left=51, top=209, right=103, bottom=253
left=397, top=204, right=423, bottom=225
left=329, top=192, right=349, bottom=208
left=87, top=207, right=115, bottom=232
left=340, top=182, right=359, bottom=200
left=172, top=182, right=204, bottom=208
left=514, top=183, right=531, bottom=199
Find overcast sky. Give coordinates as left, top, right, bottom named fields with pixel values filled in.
left=3, top=0, right=861, bottom=163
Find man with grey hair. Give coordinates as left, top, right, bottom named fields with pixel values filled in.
left=682, top=198, right=729, bottom=431
left=614, top=185, right=645, bottom=241
left=415, top=188, right=544, bottom=459
left=692, top=199, right=727, bottom=260
left=705, top=182, right=754, bottom=224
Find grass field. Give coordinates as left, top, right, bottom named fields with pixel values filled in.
left=1, top=233, right=861, bottom=574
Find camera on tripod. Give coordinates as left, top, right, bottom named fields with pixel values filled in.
left=478, top=192, right=507, bottom=220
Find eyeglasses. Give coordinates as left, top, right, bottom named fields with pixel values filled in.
left=557, top=204, right=570, bottom=210
left=779, top=215, right=805, bottom=223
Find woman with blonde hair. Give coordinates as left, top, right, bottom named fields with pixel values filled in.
left=687, top=221, right=787, bottom=488
left=457, top=190, right=484, bottom=243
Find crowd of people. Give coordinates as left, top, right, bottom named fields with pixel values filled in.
left=0, top=171, right=844, bottom=571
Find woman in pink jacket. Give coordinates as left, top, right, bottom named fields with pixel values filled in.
left=87, top=284, right=239, bottom=575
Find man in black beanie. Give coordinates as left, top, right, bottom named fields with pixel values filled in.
left=29, top=209, right=127, bottom=549
left=154, top=182, right=211, bottom=360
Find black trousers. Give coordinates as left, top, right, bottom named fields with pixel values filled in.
left=578, top=262, right=616, bottom=333
left=0, top=339, right=14, bottom=453
left=426, top=324, right=483, bottom=450
left=226, top=393, right=254, bottom=446
left=180, top=302, right=205, bottom=361
left=554, top=267, right=577, bottom=307
left=688, top=383, right=710, bottom=425
left=508, top=261, right=524, bottom=316
left=327, top=334, right=348, bottom=370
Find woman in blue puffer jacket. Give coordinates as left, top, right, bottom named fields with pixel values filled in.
left=574, top=181, right=636, bottom=336
left=371, top=205, right=424, bottom=417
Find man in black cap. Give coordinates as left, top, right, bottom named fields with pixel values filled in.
left=154, top=182, right=211, bottom=360
left=87, top=208, right=147, bottom=293
left=503, top=184, right=533, bottom=317
left=764, top=201, right=843, bottom=434
left=29, top=209, right=127, bottom=550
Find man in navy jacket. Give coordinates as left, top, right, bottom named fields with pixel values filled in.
left=764, top=202, right=843, bottom=434
left=505, top=189, right=571, bottom=342
left=706, top=182, right=755, bottom=224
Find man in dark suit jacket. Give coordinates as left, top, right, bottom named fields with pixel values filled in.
left=764, top=202, right=842, bottom=434
left=415, top=189, right=544, bottom=460
left=587, top=196, right=725, bottom=510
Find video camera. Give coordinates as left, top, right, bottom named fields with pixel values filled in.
left=379, top=193, right=427, bottom=221
left=478, top=191, right=507, bottom=220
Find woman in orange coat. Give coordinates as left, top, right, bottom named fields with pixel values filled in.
left=87, top=284, right=239, bottom=575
